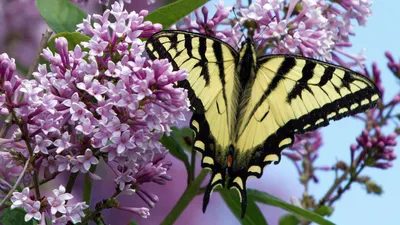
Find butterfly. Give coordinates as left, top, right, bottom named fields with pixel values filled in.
left=145, top=30, right=380, bottom=217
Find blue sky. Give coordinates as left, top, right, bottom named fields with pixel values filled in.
left=315, top=2, right=400, bottom=224
left=213, top=1, right=400, bottom=224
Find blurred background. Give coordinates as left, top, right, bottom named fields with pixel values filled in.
left=0, top=0, right=398, bottom=224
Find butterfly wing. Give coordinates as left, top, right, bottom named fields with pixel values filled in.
left=146, top=30, right=240, bottom=211
left=229, top=55, right=380, bottom=214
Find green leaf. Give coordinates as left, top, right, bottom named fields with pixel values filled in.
left=220, top=189, right=268, bottom=225
left=279, top=214, right=300, bottom=225
left=145, top=0, right=209, bottom=29
left=36, top=0, right=87, bottom=33
left=172, top=127, right=195, bottom=150
left=0, top=208, right=38, bottom=225
left=248, top=189, right=335, bottom=225
left=128, top=221, right=138, bottom=225
left=315, top=206, right=334, bottom=217
left=160, top=127, right=191, bottom=180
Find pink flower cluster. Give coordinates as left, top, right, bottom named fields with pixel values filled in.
left=11, top=186, right=88, bottom=224
left=0, top=2, right=188, bottom=223
left=285, top=131, right=322, bottom=162
left=173, top=1, right=242, bottom=47
left=72, top=0, right=156, bottom=6
left=177, top=0, right=372, bottom=68
left=352, top=127, right=397, bottom=169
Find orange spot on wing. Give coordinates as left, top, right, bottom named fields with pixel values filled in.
left=227, top=155, right=233, bottom=168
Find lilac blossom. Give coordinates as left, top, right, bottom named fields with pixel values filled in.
left=72, top=0, right=156, bottom=6
left=24, top=201, right=42, bottom=222
left=10, top=187, right=32, bottom=209
left=173, top=1, right=243, bottom=47
left=353, top=127, right=397, bottom=169
left=0, top=1, right=187, bottom=222
left=179, top=0, right=372, bottom=68
left=10, top=186, right=87, bottom=224
left=47, top=185, right=73, bottom=215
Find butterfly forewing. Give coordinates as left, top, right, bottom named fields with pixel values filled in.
left=231, top=54, right=379, bottom=183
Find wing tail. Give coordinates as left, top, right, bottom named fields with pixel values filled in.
left=203, top=170, right=226, bottom=213
left=227, top=176, right=248, bottom=218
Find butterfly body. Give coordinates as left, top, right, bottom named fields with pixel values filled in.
left=146, top=30, right=380, bottom=217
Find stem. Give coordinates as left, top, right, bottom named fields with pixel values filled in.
left=0, top=156, right=30, bottom=210
left=189, top=149, right=196, bottom=183
left=66, top=172, right=79, bottom=194
left=83, top=166, right=97, bottom=205
left=317, top=153, right=364, bottom=209
left=38, top=172, right=60, bottom=186
left=380, top=104, right=396, bottom=125
left=11, top=110, right=41, bottom=198
left=0, top=115, right=12, bottom=138
left=328, top=164, right=365, bottom=205
left=27, top=29, right=53, bottom=79
left=160, top=169, right=208, bottom=225
left=81, top=191, right=120, bottom=224
left=317, top=169, right=348, bottom=207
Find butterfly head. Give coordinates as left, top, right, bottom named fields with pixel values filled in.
left=241, top=37, right=255, bottom=48
left=239, top=37, right=257, bottom=66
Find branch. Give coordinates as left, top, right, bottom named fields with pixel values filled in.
left=0, top=156, right=30, bottom=210
left=26, top=29, right=53, bottom=79
left=160, top=169, right=208, bottom=225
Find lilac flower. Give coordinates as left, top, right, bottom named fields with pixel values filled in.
left=111, top=130, right=136, bottom=154
left=24, top=201, right=42, bottom=222
left=0, top=0, right=236, bottom=222
left=386, top=51, right=400, bottom=77
left=47, top=185, right=73, bottom=215
left=33, top=135, right=52, bottom=154
left=173, top=2, right=243, bottom=47
left=286, top=131, right=324, bottom=182
left=2, top=2, right=187, bottom=218
left=70, top=102, right=91, bottom=122
left=75, top=118, right=96, bottom=135
left=118, top=206, right=150, bottom=218
left=115, top=169, right=135, bottom=191
left=55, top=155, right=71, bottom=172
left=353, top=127, right=397, bottom=169
left=54, top=132, right=71, bottom=154
left=231, top=0, right=372, bottom=66
left=42, top=156, right=57, bottom=174
left=65, top=202, right=88, bottom=224
left=10, top=187, right=32, bottom=209
left=76, top=149, right=99, bottom=171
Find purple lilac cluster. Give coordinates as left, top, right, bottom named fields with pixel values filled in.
left=176, top=0, right=372, bottom=68
left=1, top=1, right=188, bottom=223
left=285, top=131, right=322, bottom=162
left=285, top=131, right=325, bottom=183
left=172, top=1, right=243, bottom=47
left=352, top=127, right=397, bottom=169
left=11, top=186, right=87, bottom=224
left=386, top=51, right=400, bottom=78
left=73, top=0, right=156, bottom=6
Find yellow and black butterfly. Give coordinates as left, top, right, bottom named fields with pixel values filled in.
left=145, top=30, right=380, bottom=217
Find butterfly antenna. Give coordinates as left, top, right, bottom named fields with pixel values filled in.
left=254, top=15, right=277, bottom=40
left=232, top=7, right=246, bottom=49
